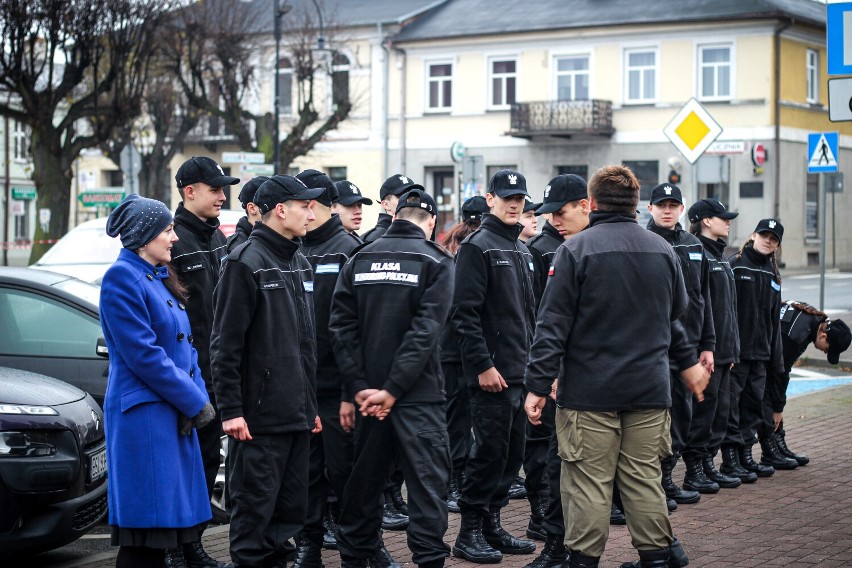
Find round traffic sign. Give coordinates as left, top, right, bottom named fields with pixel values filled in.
left=450, top=141, right=466, bottom=163
left=752, top=143, right=767, bottom=166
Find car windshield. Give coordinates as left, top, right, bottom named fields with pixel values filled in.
left=38, top=226, right=120, bottom=265
left=52, top=278, right=101, bottom=308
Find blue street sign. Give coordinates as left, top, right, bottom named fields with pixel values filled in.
left=808, top=132, right=839, bottom=173
left=827, top=2, right=852, bottom=75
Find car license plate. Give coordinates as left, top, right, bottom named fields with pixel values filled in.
left=88, top=447, right=107, bottom=482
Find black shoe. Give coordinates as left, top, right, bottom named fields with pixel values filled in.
left=661, top=456, right=700, bottom=504
left=702, top=456, right=741, bottom=489
left=669, top=538, right=689, bottom=567
left=418, top=560, right=444, bottom=568
left=322, top=506, right=339, bottom=550
left=526, top=494, right=547, bottom=540
left=739, top=444, right=774, bottom=477
left=681, top=455, right=720, bottom=494
left=483, top=508, right=536, bottom=554
left=368, top=543, right=400, bottom=568
left=666, top=498, right=677, bottom=512
left=381, top=490, right=409, bottom=531
left=610, top=503, right=626, bottom=525
left=448, top=473, right=461, bottom=514
left=292, top=537, right=324, bottom=568
left=165, top=548, right=190, bottom=568
left=508, top=475, right=528, bottom=500
left=524, top=534, right=568, bottom=568
left=183, top=541, right=226, bottom=568
left=719, top=446, right=758, bottom=483
left=619, top=547, right=671, bottom=568
left=340, top=554, right=369, bottom=568
left=759, top=436, right=799, bottom=470
left=453, top=510, right=503, bottom=563
left=390, top=482, right=409, bottom=516
left=568, top=551, right=600, bottom=567
left=774, top=433, right=809, bottom=466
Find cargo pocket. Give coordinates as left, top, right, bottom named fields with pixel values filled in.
left=416, top=428, right=451, bottom=471
left=555, top=409, right=583, bottom=463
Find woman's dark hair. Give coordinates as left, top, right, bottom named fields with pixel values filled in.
left=164, top=263, right=188, bottom=303
left=689, top=220, right=702, bottom=236
left=787, top=301, right=827, bottom=321
left=441, top=220, right=480, bottom=254
left=737, top=237, right=782, bottom=285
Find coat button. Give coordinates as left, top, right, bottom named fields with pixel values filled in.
left=178, top=303, right=186, bottom=310
left=177, top=333, right=185, bottom=341
left=167, top=299, right=174, bottom=307
left=190, top=369, right=194, bottom=378
left=146, top=274, right=154, bottom=281
left=188, top=335, right=194, bottom=343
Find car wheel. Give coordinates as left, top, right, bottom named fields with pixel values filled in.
left=210, top=435, right=229, bottom=524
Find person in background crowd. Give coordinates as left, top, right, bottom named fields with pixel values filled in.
left=519, top=200, right=540, bottom=243
left=761, top=301, right=850, bottom=466
left=686, top=198, right=745, bottom=490
left=101, top=194, right=219, bottom=568
left=332, top=180, right=373, bottom=234
left=226, top=176, right=268, bottom=253
left=362, top=174, right=423, bottom=243
left=172, top=156, right=240, bottom=508
left=722, top=219, right=786, bottom=481
left=211, top=175, right=323, bottom=568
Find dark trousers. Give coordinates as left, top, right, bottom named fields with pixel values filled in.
left=303, top=395, right=354, bottom=543
left=684, top=364, right=728, bottom=458
left=669, top=369, right=693, bottom=456
left=228, top=431, right=310, bottom=567
left=707, top=366, right=732, bottom=454
left=197, top=412, right=224, bottom=500
left=523, top=396, right=554, bottom=496
left=337, top=404, right=450, bottom=565
left=724, top=360, right=767, bottom=448
left=540, top=407, right=564, bottom=537
left=460, top=385, right=526, bottom=513
left=444, top=362, right=471, bottom=476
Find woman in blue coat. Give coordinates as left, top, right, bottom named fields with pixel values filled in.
left=101, top=194, right=219, bottom=568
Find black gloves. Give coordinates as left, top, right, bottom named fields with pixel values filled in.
left=179, top=402, right=216, bottom=436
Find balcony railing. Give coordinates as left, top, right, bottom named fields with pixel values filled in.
left=508, top=100, right=614, bottom=138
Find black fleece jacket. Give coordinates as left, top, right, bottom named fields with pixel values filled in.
left=361, top=213, right=392, bottom=243
left=697, top=235, right=740, bottom=365
left=452, top=214, right=536, bottom=384
left=225, top=216, right=254, bottom=254
left=525, top=212, right=689, bottom=411
left=526, top=221, right=564, bottom=306
left=210, top=223, right=317, bottom=434
left=766, top=302, right=824, bottom=412
left=329, top=220, right=454, bottom=404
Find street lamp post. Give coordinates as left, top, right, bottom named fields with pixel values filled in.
left=272, top=0, right=286, bottom=175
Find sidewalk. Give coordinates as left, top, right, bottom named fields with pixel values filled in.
left=72, top=382, right=852, bottom=568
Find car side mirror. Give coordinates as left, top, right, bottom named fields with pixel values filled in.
left=96, top=337, right=109, bottom=359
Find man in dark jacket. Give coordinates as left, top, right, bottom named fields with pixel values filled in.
left=361, top=174, right=423, bottom=243
left=172, top=156, right=240, bottom=504
left=211, top=175, right=323, bottom=568
left=525, top=165, right=709, bottom=568
left=329, top=189, right=454, bottom=568
left=646, top=183, right=716, bottom=501
left=452, top=169, right=537, bottom=564
left=332, top=180, right=373, bottom=234
left=226, top=176, right=268, bottom=254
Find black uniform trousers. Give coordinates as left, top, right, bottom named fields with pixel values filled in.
left=540, top=404, right=565, bottom=537
left=228, top=431, right=310, bottom=567
left=724, top=360, right=767, bottom=448
left=443, top=362, right=471, bottom=476
left=337, top=403, right=450, bottom=565
left=459, top=385, right=526, bottom=513
left=523, top=396, right=555, bottom=496
left=197, top=405, right=224, bottom=501
left=706, top=366, right=732, bottom=454
left=684, top=365, right=730, bottom=458
left=302, top=395, right=354, bottom=544
left=669, top=369, right=693, bottom=455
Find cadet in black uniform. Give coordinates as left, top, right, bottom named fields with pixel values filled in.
left=329, top=189, right=454, bottom=568
left=519, top=200, right=539, bottom=243
left=723, top=219, right=785, bottom=480
left=172, top=156, right=240, bottom=508
left=760, top=302, right=850, bottom=467
left=332, top=180, right=373, bottom=234
left=226, top=176, right=268, bottom=254
left=646, top=184, right=716, bottom=502
left=210, top=175, right=323, bottom=568
left=361, top=174, right=423, bottom=243
left=686, top=199, right=746, bottom=488
left=452, top=170, right=537, bottom=564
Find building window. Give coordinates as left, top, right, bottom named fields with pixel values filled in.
left=489, top=58, right=517, bottom=108
left=12, top=120, right=30, bottom=162
left=277, top=57, right=293, bottom=116
left=331, top=52, right=350, bottom=111
left=327, top=166, right=347, bottom=181
left=625, top=49, right=656, bottom=103
left=698, top=45, right=732, bottom=100
left=806, top=49, right=819, bottom=104
left=555, top=55, right=590, bottom=101
left=805, top=174, right=819, bottom=239
left=487, top=165, right=518, bottom=182
left=556, top=165, right=588, bottom=180
left=427, top=62, right=453, bottom=111
left=622, top=160, right=659, bottom=202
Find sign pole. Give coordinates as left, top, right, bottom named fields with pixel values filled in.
left=820, top=174, right=827, bottom=312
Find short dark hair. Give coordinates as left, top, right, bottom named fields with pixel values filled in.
left=396, top=207, right=432, bottom=224
left=588, top=165, right=640, bottom=216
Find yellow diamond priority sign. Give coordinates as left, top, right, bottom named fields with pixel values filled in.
left=663, top=98, right=723, bottom=164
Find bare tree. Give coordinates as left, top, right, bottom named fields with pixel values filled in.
left=0, top=0, right=172, bottom=262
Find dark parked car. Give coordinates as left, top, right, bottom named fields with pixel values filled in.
left=0, top=366, right=107, bottom=553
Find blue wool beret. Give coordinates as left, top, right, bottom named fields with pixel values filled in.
left=106, top=194, right=173, bottom=250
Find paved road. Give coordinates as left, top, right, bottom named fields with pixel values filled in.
left=782, top=270, right=852, bottom=314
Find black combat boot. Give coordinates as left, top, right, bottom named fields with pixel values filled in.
left=508, top=475, right=528, bottom=499
left=774, top=432, right=809, bottom=466
left=292, top=536, right=324, bottom=568
left=417, top=560, right=444, bottom=568
left=183, top=541, right=226, bottom=568
left=322, top=502, right=339, bottom=550
left=483, top=507, right=536, bottom=554
left=660, top=456, right=700, bottom=504
left=526, top=493, right=547, bottom=540
left=453, top=509, right=503, bottom=563
left=682, top=454, right=720, bottom=494
left=568, top=551, right=600, bottom=567
left=702, top=455, right=741, bottom=488
left=524, top=533, right=568, bottom=568
left=381, top=489, right=409, bottom=530
left=340, top=554, right=369, bottom=568
left=610, top=503, right=626, bottom=525
left=620, top=537, right=688, bottom=568
left=759, top=435, right=799, bottom=470
left=390, top=481, right=409, bottom=516
left=369, top=542, right=400, bottom=568
left=666, top=498, right=677, bottom=512
left=719, top=446, right=758, bottom=483
left=164, top=548, right=190, bottom=568
left=738, top=444, right=774, bottom=477
left=447, top=472, right=461, bottom=514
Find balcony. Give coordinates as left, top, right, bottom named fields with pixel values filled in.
left=508, top=100, right=614, bottom=139
left=183, top=115, right=243, bottom=144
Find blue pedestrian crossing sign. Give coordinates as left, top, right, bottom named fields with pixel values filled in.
left=808, top=132, right=839, bottom=173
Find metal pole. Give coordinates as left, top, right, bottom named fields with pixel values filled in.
left=819, top=173, right=827, bottom=311
left=3, top=116, right=10, bottom=266
left=273, top=0, right=281, bottom=175
left=832, top=188, right=836, bottom=269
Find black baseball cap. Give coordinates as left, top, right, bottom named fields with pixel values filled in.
left=395, top=188, right=436, bottom=216
left=650, top=183, right=683, bottom=205
left=462, top=196, right=489, bottom=222
left=536, top=174, right=588, bottom=214
left=254, top=175, right=325, bottom=213
left=826, top=319, right=852, bottom=365
left=380, top=174, right=424, bottom=200
left=524, top=200, right=540, bottom=213
left=175, top=156, right=240, bottom=188
left=488, top=169, right=529, bottom=198
left=296, top=169, right=338, bottom=207
left=687, top=198, right=739, bottom=223
left=754, top=218, right=784, bottom=243
left=237, top=176, right=270, bottom=209
left=334, top=180, right=373, bottom=206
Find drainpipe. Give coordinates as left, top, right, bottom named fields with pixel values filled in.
left=379, top=22, right=389, bottom=180
left=395, top=46, right=407, bottom=173
left=773, top=20, right=792, bottom=219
